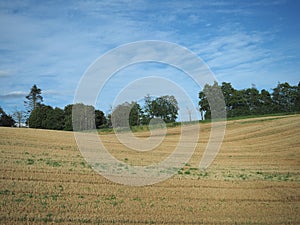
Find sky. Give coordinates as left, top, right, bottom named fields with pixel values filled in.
left=0, top=0, right=299, bottom=121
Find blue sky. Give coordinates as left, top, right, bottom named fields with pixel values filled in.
left=0, top=0, right=299, bottom=121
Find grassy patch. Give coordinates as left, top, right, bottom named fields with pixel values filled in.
left=46, top=159, right=62, bottom=167
left=26, top=158, right=35, bottom=165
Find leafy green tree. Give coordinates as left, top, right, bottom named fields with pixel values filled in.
left=64, top=104, right=107, bottom=131
left=129, top=102, right=142, bottom=127
left=244, top=86, right=260, bottom=115
left=72, top=103, right=96, bottom=131
left=44, top=107, right=65, bottom=130
left=28, top=104, right=52, bottom=129
left=200, top=81, right=300, bottom=119
left=229, top=89, right=246, bottom=117
left=141, top=95, right=153, bottom=124
left=95, top=109, right=107, bottom=128
left=258, top=89, right=273, bottom=114
left=221, top=82, right=235, bottom=114
left=147, top=95, right=179, bottom=123
left=0, top=115, right=15, bottom=127
left=295, top=82, right=300, bottom=112
left=0, top=107, right=15, bottom=127
left=63, top=104, right=73, bottom=131
left=199, top=88, right=210, bottom=119
left=141, top=95, right=179, bottom=123
left=111, top=102, right=140, bottom=128
left=199, top=82, right=226, bottom=119
left=272, top=82, right=299, bottom=113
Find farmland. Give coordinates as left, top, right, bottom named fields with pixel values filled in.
left=0, top=115, right=299, bottom=224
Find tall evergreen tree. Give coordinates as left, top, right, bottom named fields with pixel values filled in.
left=24, top=84, right=43, bottom=126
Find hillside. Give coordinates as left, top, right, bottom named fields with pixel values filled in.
left=0, top=114, right=299, bottom=224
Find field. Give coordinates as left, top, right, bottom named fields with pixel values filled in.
left=0, top=115, right=299, bottom=224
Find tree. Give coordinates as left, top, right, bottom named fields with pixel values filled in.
left=24, top=84, right=43, bottom=126
left=111, top=102, right=132, bottom=128
left=141, top=95, right=179, bottom=124
left=295, top=82, right=300, bottom=112
left=199, top=82, right=225, bottom=119
left=0, top=107, right=4, bottom=116
left=43, top=107, right=65, bottom=130
left=272, top=82, right=299, bottom=113
left=12, top=109, right=25, bottom=127
left=72, top=103, right=96, bottom=131
left=221, top=82, right=235, bottom=115
left=63, top=104, right=73, bottom=131
left=0, top=115, right=15, bottom=127
left=199, top=88, right=209, bottom=120
left=0, top=107, right=15, bottom=127
left=129, top=102, right=142, bottom=127
left=141, top=94, right=153, bottom=124
left=28, top=104, right=52, bottom=129
left=152, top=95, right=179, bottom=123
left=95, top=109, right=107, bottom=128
left=200, top=81, right=300, bottom=119
left=63, top=104, right=107, bottom=131
left=257, top=89, right=273, bottom=114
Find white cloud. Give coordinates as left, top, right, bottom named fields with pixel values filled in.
left=0, top=91, right=27, bottom=100
left=190, top=30, right=274, bottom=85
left=0, top=70, right=10, bottom=77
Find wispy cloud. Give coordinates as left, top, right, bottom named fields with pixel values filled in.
left=0, top=91, right=27, bottom=100
left=0, top=70, right=10, bottom=77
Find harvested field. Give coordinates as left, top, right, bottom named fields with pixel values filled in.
left=0, top=115, right=299, bottom=224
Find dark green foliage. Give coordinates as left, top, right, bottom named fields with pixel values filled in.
left=111, top=101, right=142, bottom=128
left=63, top=104, right=73, bottom=131
left=199, top=81, right=226, bottom=119
left=112, top=96, right=179, bottom=128
left=28, top=103, right=107, bottom=131
left=65, top=103, right=107, bottom=131
left=141, top=95, right=179, bottom=124
left=95, top=109, right=107, bottom=128
left=44, top=107, right=65, bottom=130
left=28, top=105, right=53, bottom=129
left=199, top=81, right=300, bottom=119
left=272, top=82, right=299, bottom=113
left=24, top=84, right=43, bottom=115
left=129, top=102, right=142, bottom=127
left=0, top=106, right=15, bottom=127
left=72, top=103, right=96, bottom=131
left=151, top=95, right=179, bottom=123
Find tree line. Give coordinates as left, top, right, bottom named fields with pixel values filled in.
left=0, top=84, right=179, bottom=130
left=199, top=82, right=300, bottom=119
left=24, top=85, right=109, bottom=130
left=1, top=81, right=299, bottom=129
left=111, top=95, right=179, bottom=128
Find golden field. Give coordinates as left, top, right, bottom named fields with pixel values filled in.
left=0, top=115, right=299, bottom=224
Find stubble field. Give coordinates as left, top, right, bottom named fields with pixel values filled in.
left=0, top=115, right=299, bottom=224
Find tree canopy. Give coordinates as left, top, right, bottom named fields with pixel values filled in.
left=199, top=82, right=300, bottom=119
left=0, top=107, right=15, bottom=127
left=111, top=95, right=179, bottom=129
left=2, top=81, right=299, bottom=130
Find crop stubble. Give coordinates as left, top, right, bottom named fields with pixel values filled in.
left=0, top=115, right=299, bottom=224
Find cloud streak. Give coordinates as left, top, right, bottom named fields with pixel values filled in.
left=0, top=91, right=27, bottom=100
